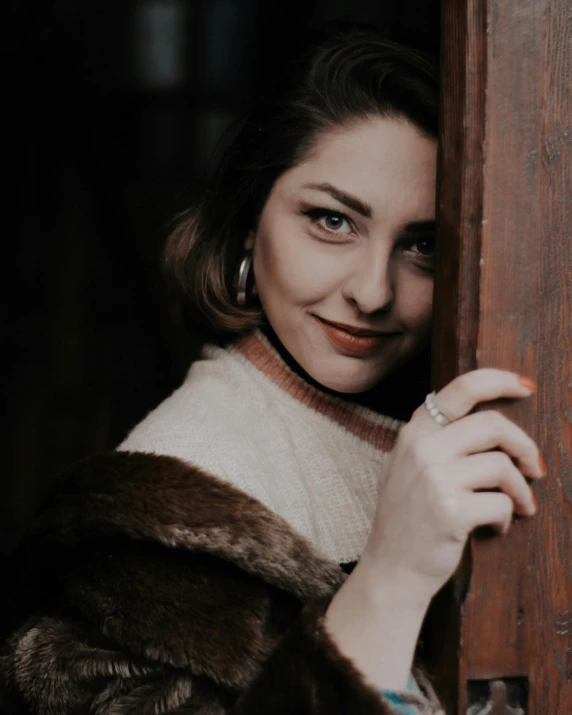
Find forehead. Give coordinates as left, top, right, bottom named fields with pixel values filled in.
left=276, top=116, right=438, bottom=219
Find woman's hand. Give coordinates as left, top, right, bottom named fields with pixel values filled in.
left=361, top=368, right=545, bottom=608
left=324, top=369, right=545, bottom=691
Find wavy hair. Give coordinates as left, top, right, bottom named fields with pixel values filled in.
left=165, top=29, right=438, bottom=339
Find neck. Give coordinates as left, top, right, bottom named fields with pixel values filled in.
left=259, top=322, right=431, bottom=422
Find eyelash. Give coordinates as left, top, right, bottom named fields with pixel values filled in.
left=401, top=235, right=436, bottom=269
left=301, top=206, right=435, bottom=270
left=301, top=207, right=353, bottom=237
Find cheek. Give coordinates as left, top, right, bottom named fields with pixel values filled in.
left=254, top=233, right=308, bottom=308
left=254, top=220, right=342, bottom=308
left=397, top=275, right=434, bottom=331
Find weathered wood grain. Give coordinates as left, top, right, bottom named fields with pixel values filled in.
left=424, top=0, right=487, bottom=709
left=431, top=0, right=572, bottom=712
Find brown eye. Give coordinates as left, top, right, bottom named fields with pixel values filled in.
left=411, top=238, right=435, bottom=256
left=400, top=232, right=436, bottom=273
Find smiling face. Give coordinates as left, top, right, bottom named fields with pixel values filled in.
left=252, top=116, right=438, bottom=394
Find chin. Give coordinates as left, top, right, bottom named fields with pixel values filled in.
left=306, top=361, right=387, bottom=394
left=324, top=375, right=382, bottom=394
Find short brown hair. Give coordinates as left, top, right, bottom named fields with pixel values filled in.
left=165, top=29, right=438, bottom=340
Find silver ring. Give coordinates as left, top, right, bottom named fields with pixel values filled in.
left=424, top=392, right=452, bottom=426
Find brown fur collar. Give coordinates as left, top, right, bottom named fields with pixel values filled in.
left=4, top=452, right=344, bottom=691
left=31, top=451, right=345, bottom=600
left=1, top=452, right=441, bottom=714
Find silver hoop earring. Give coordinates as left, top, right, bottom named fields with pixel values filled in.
left=236, top=250, right=254, bottom=306
left=236, top=233, right=257, bottom=306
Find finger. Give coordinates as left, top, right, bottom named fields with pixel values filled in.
left=445, top=452, right=536, bottom=516
left=458, top=491, right=516, bottom=536
left=435, top=410, right=542, bottom=479
left=413, top=369, right=535, bottom=426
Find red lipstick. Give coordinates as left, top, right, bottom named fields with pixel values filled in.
left=315, top=317, right=398, bottom=356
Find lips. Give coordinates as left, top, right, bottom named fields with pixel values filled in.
left=314, top=316, right=399, bottom=356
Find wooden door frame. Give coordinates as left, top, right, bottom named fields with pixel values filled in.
left=428, top=0, right=572, bottom=712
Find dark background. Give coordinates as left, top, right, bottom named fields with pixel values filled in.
left=3, top=0, right=440, bottom=554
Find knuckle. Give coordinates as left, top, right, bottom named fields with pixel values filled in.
left=491, top=451, right=514, bottom=474
left=410, top=435, right=433, bottom=468
left=480, top=409, right=506, bottom=431
left=455, top=371, right=479, bottom=395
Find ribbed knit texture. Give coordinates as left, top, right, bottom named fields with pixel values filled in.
left=119, top=330, right=404, bottom=564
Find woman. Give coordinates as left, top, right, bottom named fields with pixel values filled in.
left=1, top=30, right=544, bottom=715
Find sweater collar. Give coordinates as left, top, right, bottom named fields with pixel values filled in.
left=231, top=329, right=405, bottom=452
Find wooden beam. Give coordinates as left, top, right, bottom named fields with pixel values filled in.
left=428, top=0, right=572, bottom=712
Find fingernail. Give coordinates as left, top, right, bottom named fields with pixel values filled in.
left=518, top=375, right=538, bottom=392
left=538, top=456, right=548, bottom=477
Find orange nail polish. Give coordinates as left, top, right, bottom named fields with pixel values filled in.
left=518, top=375, right=538, bottom=392
left=538, top=456, right=548, bottom=476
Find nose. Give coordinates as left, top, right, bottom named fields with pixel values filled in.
left=341, top=245, right=394, bottom=315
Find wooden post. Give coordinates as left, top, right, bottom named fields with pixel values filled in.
left=428, top=0, right=572, bottom=712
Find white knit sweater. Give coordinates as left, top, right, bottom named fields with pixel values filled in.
left=119, top=330, right=404, bottom=565
left=118, top=331, right=442, bottom=710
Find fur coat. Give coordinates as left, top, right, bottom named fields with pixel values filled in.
left=0, top=451, right=443, bottom=714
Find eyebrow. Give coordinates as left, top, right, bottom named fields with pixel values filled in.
left=402, top=220, right=436, bottom=233
left=302, top=182, right=373, bottom=218
left=302, top=182, right=436, bottom=233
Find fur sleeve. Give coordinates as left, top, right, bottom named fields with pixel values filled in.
left=0, top=609, right=442, bottom=715
left=1, top=451, right=444, bottom=714
left=1, top=536, right=443, bottom=714
left=234, top=600, right=444, bottom=715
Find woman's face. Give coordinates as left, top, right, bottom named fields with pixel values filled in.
left=252, top=116, right=437, bottom=393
